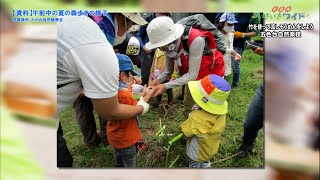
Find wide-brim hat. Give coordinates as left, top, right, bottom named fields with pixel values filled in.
left=122, top=13, right=148, bottom=25
left=145, top=16, right=184, bottom=50
left=188, top=74, right=231, bottom=114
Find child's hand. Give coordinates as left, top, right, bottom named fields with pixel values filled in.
left=133, top=76, right=142, bottom=85
left=150, top=78, right=161, bottom=87
left=254, top=47, right=264, bottom=56
left=143, top=87, right=155, bottom=103
left=152, top=84, right=166, bottom=97
left=234, top=52, right=241, bottom=61
left=142, top=85, right=149, bottom=95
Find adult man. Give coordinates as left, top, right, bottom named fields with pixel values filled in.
left=73, top=15, right=143, bottom=148
left=236, top=43, right=264, bottom=158
left=57, top=13, right=153, bottom=167
left=146, top=16, right=225, bottom=119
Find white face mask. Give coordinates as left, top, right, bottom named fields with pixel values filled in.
left=223, top=26, right=234, bottom=33
left=113, top=16, right=128, bottom=46
left=164, top=40, right=179, bottom=58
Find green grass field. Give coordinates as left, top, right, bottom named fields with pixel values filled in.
left=59, top=49, right=264, bottom=168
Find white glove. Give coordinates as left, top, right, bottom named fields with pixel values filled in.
left=137, top=96, right=149, bottom=115
left=132, top=84, right=144, bottom=94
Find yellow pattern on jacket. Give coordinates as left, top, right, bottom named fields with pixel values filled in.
left=180, top=110, right=226, bottom=162
left=150, top=48, right=178, bottom=80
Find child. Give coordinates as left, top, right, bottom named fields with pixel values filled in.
left=180, top=74, right=231, bottom=168
left=149, top=48, right=174, bottom=106
left=107, top=53, right=152, bottom=168
left=218, top=12, right=241, bottom=78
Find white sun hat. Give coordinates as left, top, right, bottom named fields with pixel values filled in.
left=145, top=16, right=184, bottom=50
left=122, top=13, right=148, bottom=25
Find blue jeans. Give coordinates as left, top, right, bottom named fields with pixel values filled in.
left=114, top=144, right=137, bottom=168
left=242, top=83, right=264, bottom=145
left=231, top=47, right=244, bottom=87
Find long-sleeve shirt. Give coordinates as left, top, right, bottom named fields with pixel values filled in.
left=222, top=32, right=234, bottom=76
left=157, top=36, right=205, bottom=90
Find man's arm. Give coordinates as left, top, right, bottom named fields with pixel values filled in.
left=156, top=55, right=174, bottom=83
left=164, top=36, right=204, bottom=89
left=91, top=95, right=143, bottom=120
left=243, top=31, right=257, bottom=38
left=92, top=87, right=154, bottom=120
left=70, top=43, right=151, bottom=121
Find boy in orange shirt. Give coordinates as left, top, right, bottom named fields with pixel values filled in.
left=107, top=53, right=153, bottom=167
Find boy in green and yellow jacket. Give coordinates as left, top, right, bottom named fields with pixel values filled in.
left=180, top=74, right=231, bottom=168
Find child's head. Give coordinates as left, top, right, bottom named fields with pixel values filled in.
left=218, top=12, right=238, bottom=33
left=188, top=74, right=231, bottom=114
left=117, top=53, right=137, bottom=84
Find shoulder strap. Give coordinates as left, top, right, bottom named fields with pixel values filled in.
left=182, top=26, right=192, bottom=54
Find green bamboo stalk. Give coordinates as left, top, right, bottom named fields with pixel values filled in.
left=168, top=133, right=184, bottom=145
left=168, top=155, right=180, bottom=168
left=155, top=125, right=166, bottom=136
left=165, top=145, right=171, bottom=166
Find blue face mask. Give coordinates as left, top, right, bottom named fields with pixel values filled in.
left=95, top=13, right=116, bottom=45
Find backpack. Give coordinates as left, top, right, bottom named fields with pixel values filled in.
left=177, top=14, right=226, bottom=54
left=177, top=26, right=225, bottom=79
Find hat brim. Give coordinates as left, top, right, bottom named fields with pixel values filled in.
left=227, top=20, right=238, bottom=24
left=188, top=81, right=228, bottom=115
left=131, top=69, right=138, bottom=76
left=145, top=24, right=184, bottom=50
left=122, top=13, right=148, bottom=25
left=120, top=68, right=138, bottom=76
